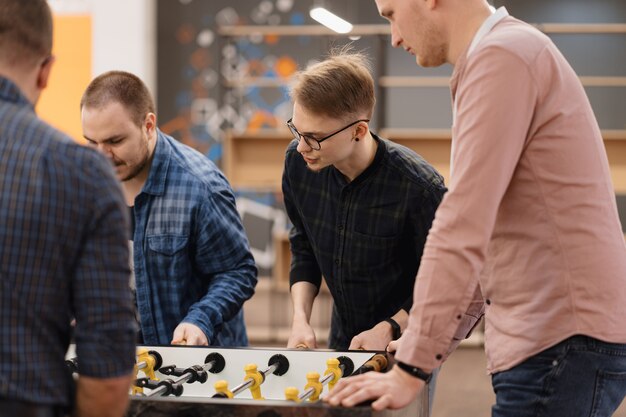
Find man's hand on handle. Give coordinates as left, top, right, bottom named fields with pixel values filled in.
left=349, top=320, right=396, bottom=351
left=324, top=365, right=424, bottom=410
left=171, top=322, right=209, bottom=346
left=287, top=319, right=318, bottom=349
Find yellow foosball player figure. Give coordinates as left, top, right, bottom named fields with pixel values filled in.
left=214, top=380, right=234, bottom=399
left=212, top=354, right=289, bottom=400
left=244, top=364, right=265, bottom=400
left=131, top=349, right=162, bottom=395
left=284, top=387, right=301, bottom=403
left=290, top=355, right=357, bottom=403
left=304, top=372, right=322, bottom=402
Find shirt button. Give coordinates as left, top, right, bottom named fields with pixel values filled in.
left=338, top=225, right=344, bottom=231
left=486, top=299, right=491, bottom=305
left=334, top=259, right=340, bottom=266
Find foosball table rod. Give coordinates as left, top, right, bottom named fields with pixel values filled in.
left=138, top=352, right=225, bottom=398
left=290, top=356, right=355, bottom=402
left=213, top=354, right=289, bottom=400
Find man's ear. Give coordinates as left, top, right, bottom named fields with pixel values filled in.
left=355, top=120, right=369, bottom=138
left=144, top=112, right=157, bottom=135
left=36, top=55, right=55, bottom=90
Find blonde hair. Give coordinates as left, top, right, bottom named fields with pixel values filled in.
left=290, top=45, right=376, bottom=121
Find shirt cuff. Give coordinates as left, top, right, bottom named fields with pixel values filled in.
left=289, top=265, right=322, bottom=289
left=394, top=329, right=451, bottom=373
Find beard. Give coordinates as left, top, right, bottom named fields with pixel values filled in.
left=119, top=135, right=151, bottom=182
left=120, top=157, right=150, bottom=182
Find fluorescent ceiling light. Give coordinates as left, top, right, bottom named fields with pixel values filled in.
left=309, top=7, right=353, bottom=34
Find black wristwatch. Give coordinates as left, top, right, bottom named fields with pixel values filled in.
left=396, top=361, right=433, bottom=383
left=384, top=318, right=401, bottom=340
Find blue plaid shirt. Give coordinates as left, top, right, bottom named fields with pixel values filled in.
left=133, top=130, right=257, bottom=346
left=0, top=76, right=136, bottom=406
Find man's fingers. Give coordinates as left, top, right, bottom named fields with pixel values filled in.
left=187, top=330, right=208, bottom=346
left=348, top=339, right=361, bottom=350
left=171, top=327, right=186, bottom=344
left=326, top=374, right=375, bottom=406
left=372, top=393, right=392, bottom=410
left=325, top=378, right=353, bottom=405
left=172, top=323, right=208, bottom=345
left=338, top=379, right=383, bottom=408
left=326, top=366, right=421, bottom=410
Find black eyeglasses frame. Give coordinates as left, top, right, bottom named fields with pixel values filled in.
left=286, top=118, right=370, bottom=150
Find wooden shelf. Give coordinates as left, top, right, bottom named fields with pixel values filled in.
left=379, top=129, right=453, bottom=183
left=224, top=77, right=290, bottom=88
left=379, top=76, right=626, bottom=88
left=224, top=129, right=293, bottom=190
left=225, top=129, right=626, bottom=193
left=273, top=230, right=291, bottom=286
left=225, top=76, right=626, bottom=90
left=273, top=231, right=331, bottom=293
left=378, top=128, right=452, bottom=139
left=380, top=129, right=626, bottom=193
left=223, top=128, right=455, bottom=191
left=218, top=23, right=626, bottom=38
left=218, top=24, right=391, bottom=37
left=536, top=23, right=626, bottom=34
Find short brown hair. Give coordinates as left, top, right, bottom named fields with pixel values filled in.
left=81, top=71, right=156, bottom=127
left=0, top=0, right=53, bottom=67
left=290, top=46, right=376, bottom=121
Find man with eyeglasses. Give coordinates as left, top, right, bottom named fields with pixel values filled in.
left=282, top=48, right=466, bottom=358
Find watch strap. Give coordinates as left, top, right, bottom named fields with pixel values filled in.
left=396, top=361, right=433, bottom=383
left=384, top=317, right=401, bottom=340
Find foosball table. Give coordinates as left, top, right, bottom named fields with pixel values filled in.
left=68, top=345, right=429, bottom=417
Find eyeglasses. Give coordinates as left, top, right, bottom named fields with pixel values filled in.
left=286, top=118, right=370, bottom=150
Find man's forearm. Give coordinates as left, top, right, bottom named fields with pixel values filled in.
left=290, top=281, right=318, bottom=323
left=185, top=262, right=257, bottom=340
left=74, top=374, right=133, bottom=417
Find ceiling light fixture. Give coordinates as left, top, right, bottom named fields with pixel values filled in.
left=309, top=7, right=353, bottom=34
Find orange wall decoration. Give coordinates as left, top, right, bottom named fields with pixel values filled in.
left=37, top=14, right=91, bottom=143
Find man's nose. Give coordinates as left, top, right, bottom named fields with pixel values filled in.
left=391, top=26, right=402, bottom=48
left=95, top=143, right=114, bottom=158
left=296, top=135, right=312, bottom=153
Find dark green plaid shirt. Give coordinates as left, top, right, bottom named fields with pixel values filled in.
left=283, top=134, right=446, bottom=349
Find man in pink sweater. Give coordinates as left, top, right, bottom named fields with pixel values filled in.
left=326, top=0, right=626, bottom=416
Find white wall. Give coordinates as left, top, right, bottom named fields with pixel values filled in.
left=92, top=0, right=157, bottom=98
left=48, top=0, right=157, bottom=98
